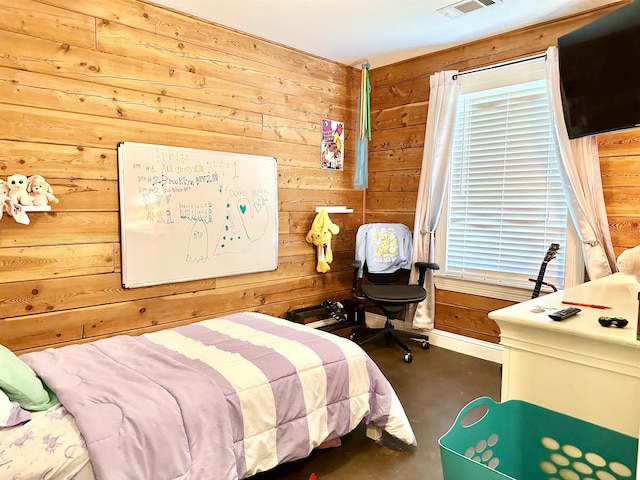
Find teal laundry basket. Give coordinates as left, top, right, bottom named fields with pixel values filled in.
left=439, top=397, right=638, bottom=480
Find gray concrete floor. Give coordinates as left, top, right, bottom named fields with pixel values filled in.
left=254, top=337, right=502, bottom=480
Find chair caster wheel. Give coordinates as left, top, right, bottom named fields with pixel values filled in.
left=404, top=353, right=413, bottom=363
left=421, top=341, right=430, bottom=350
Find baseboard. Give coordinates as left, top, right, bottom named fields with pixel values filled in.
left=306, top=313, right=503, bottom=365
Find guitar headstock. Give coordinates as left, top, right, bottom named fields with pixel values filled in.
left=544, top=243, right=560, bottom=263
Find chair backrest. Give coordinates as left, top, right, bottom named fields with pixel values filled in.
left=354, top=223, right=414, bottom=280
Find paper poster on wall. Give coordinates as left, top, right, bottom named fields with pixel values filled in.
left=117, top=142, right=278, bottom=288
left=321, top=118, right=344, bottom=170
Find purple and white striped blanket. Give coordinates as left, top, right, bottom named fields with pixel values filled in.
left=21, top=312, right=416, bottom=480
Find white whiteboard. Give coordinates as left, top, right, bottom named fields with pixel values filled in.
left=117, top=142, right=278, bottom=288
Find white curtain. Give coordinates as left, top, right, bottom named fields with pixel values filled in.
left=545, top=46, right=617, bottom=279
left=410, top=71, right=460, bottom=329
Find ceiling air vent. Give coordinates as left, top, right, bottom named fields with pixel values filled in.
left=437, top=0, right=503, bottom=18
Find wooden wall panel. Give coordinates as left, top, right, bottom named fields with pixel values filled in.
left=368, top=148, right=423, bottom=172
left=372, top=101, right=428, bottom=131
left=0, top=141, right=116, bottom=180
left=0, top=27, right=355, bottom=125
left=0, top=244, right=115, bottom=282
left=1, top=0, right=96, bottom=48
left=367, top=2, right=635, bottom=344
left=0, top=0, right=361, bottom=353
left=0, top=213, right=119, bottom=247
left=1, top=67, right=264, bottom=138
left=95, top=21, right=350, bottom=101
left=5, top=0, right=635, bottom=353
left=37, top=0, right=355, bottom=88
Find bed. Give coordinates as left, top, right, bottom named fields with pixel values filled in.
left=0, top=312, right=416, bottom=480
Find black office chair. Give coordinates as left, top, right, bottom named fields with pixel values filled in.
left=349, top=251, right=439, bottom=363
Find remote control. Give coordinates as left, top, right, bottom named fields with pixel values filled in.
left=549, top=307, right=581, bottom=321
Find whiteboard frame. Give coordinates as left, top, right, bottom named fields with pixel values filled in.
left=117, top=142, right=278, bottom=288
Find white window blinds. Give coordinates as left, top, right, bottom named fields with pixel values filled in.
left=443, top=57, right=567, bottom=290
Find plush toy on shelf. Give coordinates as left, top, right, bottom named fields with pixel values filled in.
left=0, top=180, right=10, bottom=218
left=306, top=208, right=340, bottom=273
left=0, top=179, right=9, bottom=199
left=7, top=174, right=33, bottom=206
left=0, top=179, right=30, bottom=224
left=26, top=175, right=59, bottom=207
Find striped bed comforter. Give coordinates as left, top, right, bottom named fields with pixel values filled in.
left=21, top=312, right=416, bottom=479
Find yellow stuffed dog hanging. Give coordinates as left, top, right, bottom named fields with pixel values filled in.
left=306, top=208, right=340, bottom=273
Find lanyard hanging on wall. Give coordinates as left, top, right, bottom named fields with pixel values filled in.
left=354, top=62, right=371, bottom=189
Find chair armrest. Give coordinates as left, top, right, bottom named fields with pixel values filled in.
left=415, top=261, right=439, bottom=287
left=350, top=261, right=362, bottom=294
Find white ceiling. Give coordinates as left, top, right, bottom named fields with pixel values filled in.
left=149, top=0, right=623, bottom=68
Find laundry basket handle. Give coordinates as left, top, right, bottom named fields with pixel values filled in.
left=453, top=396, right=498, bottom=430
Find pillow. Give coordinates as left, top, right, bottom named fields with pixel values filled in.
left=0, top=389, right=30, bottom=427
left=0, top=344, right=58, bottom=410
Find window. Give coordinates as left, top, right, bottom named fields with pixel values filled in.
left=435, top=57, right=583, bottom=301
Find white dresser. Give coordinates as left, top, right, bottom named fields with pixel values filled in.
left=489, top=273, right=640, bottom=471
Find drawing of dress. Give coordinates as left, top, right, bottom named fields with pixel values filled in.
left=213, top=201, right=246, bottom=254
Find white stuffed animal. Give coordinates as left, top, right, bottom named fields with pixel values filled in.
left=0, top=179, right=30, bottom=224
left=0, top=179, right=9, bottom=200
left=7, top=174, right=33, bottom=206
left=616, top=245, right=640, bottom=284
left=0, top=180, right=10, bottom=220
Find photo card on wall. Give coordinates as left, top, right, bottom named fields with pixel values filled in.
left=321, top=119, right=344, bottom=171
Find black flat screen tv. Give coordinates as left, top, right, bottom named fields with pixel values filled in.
left=558, top=0, right=640, bottom=139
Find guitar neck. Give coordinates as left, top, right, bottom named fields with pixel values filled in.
left=531, top=243, right=559, bottom=299
left=531, top=262, right=550, bottom=299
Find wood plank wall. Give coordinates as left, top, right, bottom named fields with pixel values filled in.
left=4, top=0, right=638, bottom=353
left=368, top=1, right=638, bottom=343
left=0, top=0, right=364, bottom=353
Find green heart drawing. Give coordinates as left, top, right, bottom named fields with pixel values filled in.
left=238, top=196, right=268, bottom=242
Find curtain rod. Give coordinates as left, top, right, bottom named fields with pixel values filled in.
left=453, top=52, right=547, bottom=79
